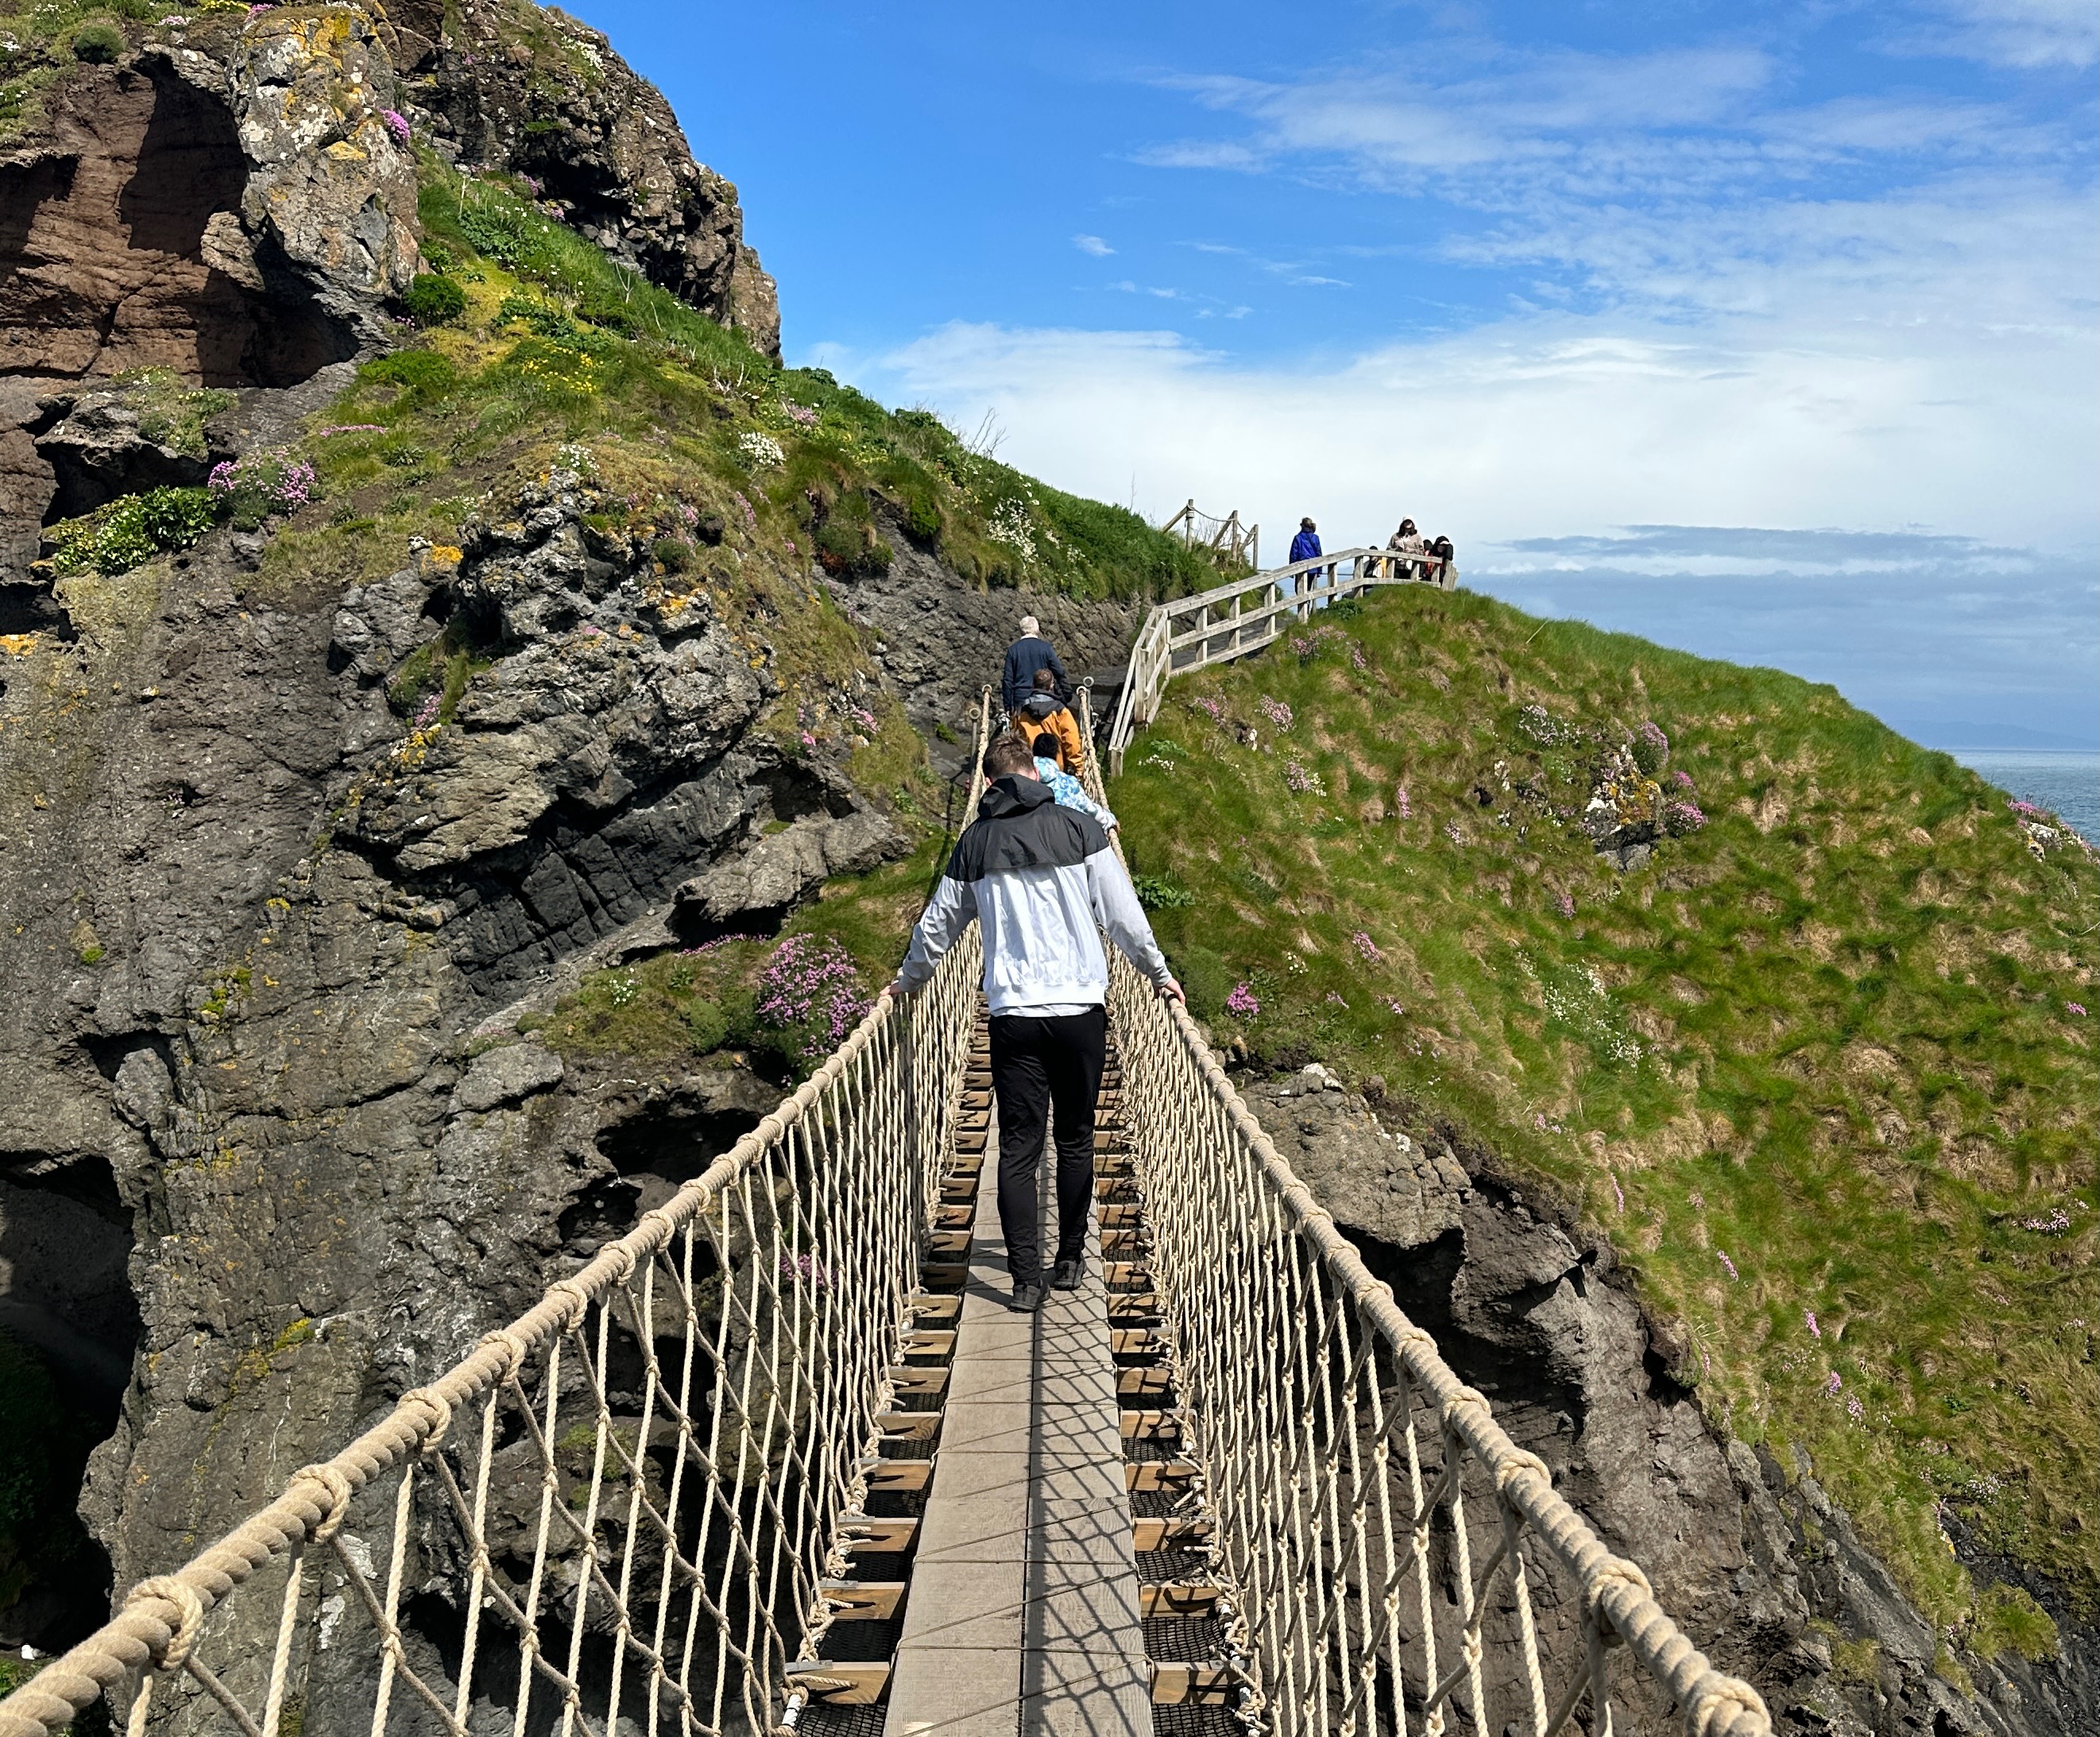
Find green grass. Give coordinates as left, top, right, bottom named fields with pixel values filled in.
left=1106, top=586, right=2098, bottom=1650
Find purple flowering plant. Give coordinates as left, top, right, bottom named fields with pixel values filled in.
left=1225, top=982, right=1259, bottom=1019
left=381, top=109, right=411, bottom=146
left=756, top=934, right=871, bottom=1066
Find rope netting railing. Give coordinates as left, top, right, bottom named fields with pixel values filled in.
left=0, top=942, right=982, bottom=1737
left=1099, top=960, right=1771, bottom=1736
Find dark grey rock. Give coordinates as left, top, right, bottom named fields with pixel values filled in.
left=453, top=1042, right=563, bottom=1112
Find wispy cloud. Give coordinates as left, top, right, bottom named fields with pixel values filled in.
left=1885, top=0, right=2100, bottom=68
left=1073, top=233, right=1115, bottom=256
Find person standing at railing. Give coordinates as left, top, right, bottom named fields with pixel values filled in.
left=1001, top=613, right=1069, bottom=716
left=1289, top=516, right=1324, bottom=617
left=1386, top=517, right=1426, bottom=579
left=888, top=735, right=1182, bottom=1313
left=1013, top=667, right=1087, bottom=777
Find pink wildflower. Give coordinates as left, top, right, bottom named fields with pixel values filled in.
left=1824, top=1371, right=1841, bottom=1395
left=1394, top=784, right=1411, bottom=818
left=380, top=109, right=411, bottom=146
left=2069, top=1002, right=2087, bottom=1017
left=1352, top=930, right=1383, bottom=965
left=1609, top=1172, right=1626, bottom=1213
left=1225, top=982, right=1259, bottom=1019
left=1717, top=1251, right=1739, bottom=1282
left=1805, top=1310, right=1820, bottom=1339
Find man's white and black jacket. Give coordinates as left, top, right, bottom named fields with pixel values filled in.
left=895, top=776, right=1172, bottom=1016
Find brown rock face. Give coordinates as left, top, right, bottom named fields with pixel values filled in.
left=0, top=32, right=420, bottom=389
left=0, top=63, right=279, bottom=383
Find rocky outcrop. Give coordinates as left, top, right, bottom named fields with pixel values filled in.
left=1243, top=1062, right=2098, bottom=1737
left=0, top=16, right=417, bottom=389
left=387, top=0, right=781, bottom=358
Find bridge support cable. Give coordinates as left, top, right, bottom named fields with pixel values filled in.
left=1105, top=547, right=1457, bottom=776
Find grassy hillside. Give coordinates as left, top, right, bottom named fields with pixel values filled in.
left=1108, top=585, right=2097, bottom=1656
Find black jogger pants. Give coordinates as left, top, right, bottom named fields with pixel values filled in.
left=988, top=1006, right=1108, bottom=1287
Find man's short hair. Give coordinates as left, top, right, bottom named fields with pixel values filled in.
left=1019, top=614, right=1039, bottom=636
left=1032, top=733, right=1059, bottom=760
left=984, top=736, right=1035, bottom=780
left=1031, top=667, right=1058, bottom=691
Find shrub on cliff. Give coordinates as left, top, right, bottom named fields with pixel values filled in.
left=45, top=485, right=214, bottom=575
left=404, top=272, right=467, bottom=326
left=69, top=20, right=125, bottom=62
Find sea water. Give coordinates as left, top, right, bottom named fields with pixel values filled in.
left=1951, top=751, right=2100, bottom=847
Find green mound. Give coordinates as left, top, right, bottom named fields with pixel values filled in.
left=1110, top=585, right=2098, bottom=1647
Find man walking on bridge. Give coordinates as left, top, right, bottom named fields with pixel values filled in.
left=888, top=736, right=1182, bottom=1311
left=1001, top=613, right=1069, bottom=716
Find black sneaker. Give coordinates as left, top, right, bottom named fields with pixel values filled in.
left=1009, top=1282, right=1044, bottom=1313
left=1051, top=1258, right=1083, bottom=1291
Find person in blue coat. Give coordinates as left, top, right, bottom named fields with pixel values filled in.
left=1287, top=517, right=1323, bottom=606
left=1001, top=613, right=1069, bottom=716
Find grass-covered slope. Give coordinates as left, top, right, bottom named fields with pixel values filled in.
left=1109, top=585, right=2097, bottom=1652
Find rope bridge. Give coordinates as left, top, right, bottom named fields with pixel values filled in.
left=0, top=703, right=1771, bottom=1737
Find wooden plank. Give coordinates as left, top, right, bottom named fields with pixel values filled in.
left=1107, top=1294, right=1160, bottom=1324
left=787, top=1662, right=890, bottom=1706
left=919, top=1261, right=968, bottom=1290
left=1120, top=1409, right=1183, bottom=1445
left=820, top=1580, right=905, bottom=1621
left=862, top=1458, right=934, bottom=1494
left=907, top=1293, right=960, bottom=1323
left=1117, top=1367, right=1172, bottom=1401
left=1141, top=1582, right=1224, bottom=1618
left=1124, top=1460, right=1201, bottom=1495
left=1149, top=1662, right=1236, bottom=1706
left=888, top=1366, right=949, bottom=1400
left=842, top=1517, right=919, bottom=1555
left=1109, top=1329, right=1162, bottom=1357
left=1104, top=1262, right=1151, bottom=1287
left=876, top=1412, right=941, bottom=1444
left=1133, top=1516, right=1214, bottom=1553
left=903, top=1329, right=956, bottom=1360
left=926, top=1229, right=972, bottom=1258
left=934, top=1204, right=973, bottom=1229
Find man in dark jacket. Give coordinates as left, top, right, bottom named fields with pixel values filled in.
left=1001, top=613, right=1069, bottom=715
left=889, top=736, right=1182, bottom=1311
left=1288, top=517, right=1321, bottom=566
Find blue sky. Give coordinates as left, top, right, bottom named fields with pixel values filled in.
left=570, top=0, right=2098, bottom=745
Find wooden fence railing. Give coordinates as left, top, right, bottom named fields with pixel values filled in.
left=1160, top=499, right=1259, bottom=571
left=1105, top=546, right=1456, bottom=774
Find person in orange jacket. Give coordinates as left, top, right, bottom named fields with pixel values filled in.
left=1013, top=667, right=1087, bottom=777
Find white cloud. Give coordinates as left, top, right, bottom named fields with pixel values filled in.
left=1887, top=0, right=2100, bottom=68
left=1073, top=234, right=1115, bottom=256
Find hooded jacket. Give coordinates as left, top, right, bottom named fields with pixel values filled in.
left=895, top=776, right=1170, bottom=1016
left=1015, top=692, right=1087, bottom=776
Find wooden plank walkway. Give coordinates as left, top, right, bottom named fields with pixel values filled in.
left=884, top=1110, right=1150, bottom=1737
